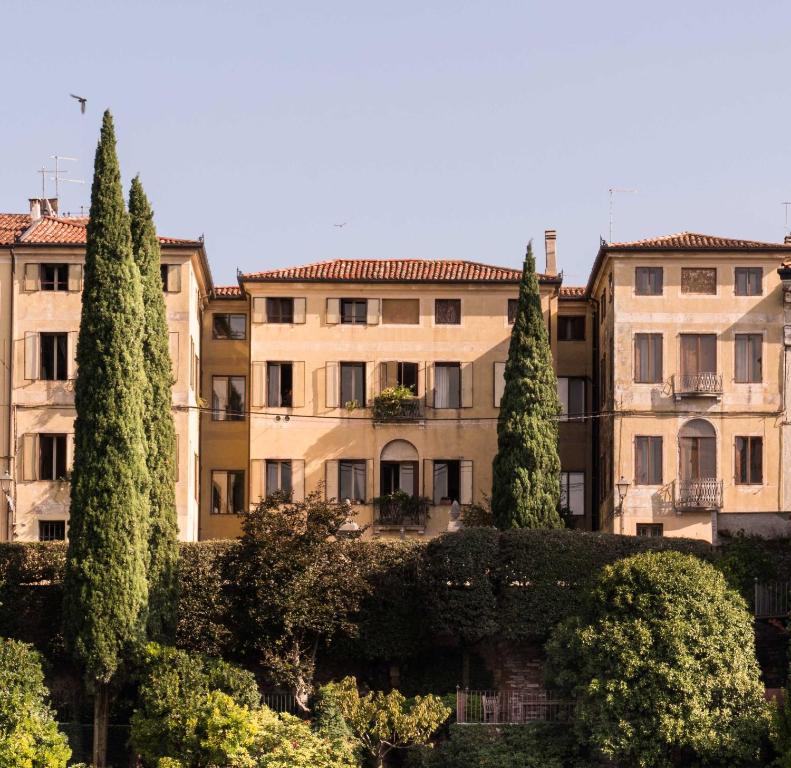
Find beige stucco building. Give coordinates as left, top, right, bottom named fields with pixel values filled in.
left=0, top=201, right=211, bottom=542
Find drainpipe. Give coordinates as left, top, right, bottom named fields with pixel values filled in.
left=590, top=296, right=600, bottom=531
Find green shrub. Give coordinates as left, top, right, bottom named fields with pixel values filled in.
left=546, top=551, right=772, bottom=768
left=0, top=637, right=71, bottom=768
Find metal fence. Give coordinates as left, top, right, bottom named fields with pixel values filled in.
left=261, top=690, right=300, bottom=714
left=456, top=689, right=575, bottom=725
left=754, top=580, right=791, bottom=619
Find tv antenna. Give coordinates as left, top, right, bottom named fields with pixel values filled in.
left=608, top=187, right=638, bottom=243
left=37, top=156, right=84, bottom=202
left=783, top=202, right=791, bottom=236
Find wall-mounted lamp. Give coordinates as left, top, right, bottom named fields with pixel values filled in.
left=615, top=476, right=630, bottom=515
left=0, top=469, right=12, bottom=494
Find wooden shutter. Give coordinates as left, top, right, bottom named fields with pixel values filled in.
left=68, top=264, right=82, bottom=292
left=379, top=362, right=389, bottom=391
left=423, top=458, right=434, bottom=502
left=167, top=264, right=181, bottom=293
left=66, top=433, right=75, bottom=471
left=168, top=332, right=179, bottom=381
left=366, top=361, right=376, bottom=406
left=494, top=362, right=506, bottom=407
left=24, top=332, right=39, bottom=380
left=325, top=460, right=339, bottom=500
left=293, top=297, right=307, bottom=324
left=251, top=362, right=266, bottom=408
left=292, top=459, right=305, bottom=502
left=366, top=459, right=374, bottom=503
left=461, top=362, right=474, bottom=408
left=250, top=459, right=265, bottom=507
left=425, top=363, right=435, bottom=407
left=460, top=459, right=473, bottom=504
left=292, top=362, right=305, bottom=408
left=326, top=298, right=340, bottom=325
left=68, top=332, right=78, bottom=379
left=325, top=362, right=339, bottom=407
left=366, top=299, right=380, bottom=325
left=24, top=263, right=39, bottom=292
left=22, top=434, right=37, bottom=481
left=252, top=297, right=266, bottom=324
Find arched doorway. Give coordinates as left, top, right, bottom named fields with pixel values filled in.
left=677, top=419, right=720, bottom=508
left=380, top=439, right=418, bottom=497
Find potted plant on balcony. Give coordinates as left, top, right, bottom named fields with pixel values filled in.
left=372, top=489, right=431, bottom=526
left=372, top=385, right=418, bottom=421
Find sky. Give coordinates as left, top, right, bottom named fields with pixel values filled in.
left=2, top=1, right=791, bottom=286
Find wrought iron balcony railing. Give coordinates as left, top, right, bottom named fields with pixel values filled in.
left=371, top=396, right=423, bottom=422
left=373, top=494, right=430, bottom=527
left=672, top=372, right=723, bottom=398
left=675, top=479, right=723, bottom=510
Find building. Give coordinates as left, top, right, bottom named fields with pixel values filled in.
left=590, top=233, right=791, bottom=541
left=0, top=200, right=211, bottom=542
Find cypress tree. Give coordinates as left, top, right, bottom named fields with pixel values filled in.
left=129, top=176, right=179, bottom=642
left=63, top=111, right=149, bottom=767
left=491, top=242, right=563, bottom=529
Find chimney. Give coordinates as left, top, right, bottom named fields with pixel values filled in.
left=29, top=198, right=41, bottom=221
left=785, top=235, right=791, bottom=245
left=544, top=229, right=557, bottom=275
left=43, top=198, right=58, bottom=216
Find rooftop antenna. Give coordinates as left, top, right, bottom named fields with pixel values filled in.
left=783, top=202, right=791, bottom=236
left=48, top=155, right=84, bottom=201
left=608, top=187, right=638, bottom=243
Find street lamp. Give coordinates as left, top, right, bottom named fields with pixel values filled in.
left=0, top=470, right=12, bottom=494
left=615, top=477, right=630, bottom=515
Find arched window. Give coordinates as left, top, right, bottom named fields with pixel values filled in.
left=678, top=419, right=716, bottom=482
left=380, top=440, right=418, bottom=496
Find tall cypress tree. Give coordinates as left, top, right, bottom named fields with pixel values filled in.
left=129, top=176, right=179, bottom=642
left=491, top=242, right=563, bottom=529
left=63, top=111, right=149, bottom=767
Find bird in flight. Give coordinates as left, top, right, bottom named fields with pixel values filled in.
left=333, top=222, right=347, bottom=228
left=70, top=94, right=87, bottom=114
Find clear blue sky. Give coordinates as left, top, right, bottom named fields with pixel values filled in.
left=2, top=1, right=791, bottom=285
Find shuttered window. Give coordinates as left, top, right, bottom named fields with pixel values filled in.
left=634, top=334, right=663, bottom=383
left=635, top=436, right=662, bottom=485
left=735, top=437, right=762, bottom=485
left=734, top=334, right=762, bottom=383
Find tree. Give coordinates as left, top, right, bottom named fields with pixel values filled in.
left=324, top=676, right=450, bottom=768
left=63, top=110, right=150, bottom=767
left=129, top=175, right=179, bottom=642
left=225, top=490, right=367, bottom=710
left=545, top=551, right=771, bottom=768
left=0, top=638, right=71, bottom=768
left=491, top=242, right=562, bottom=529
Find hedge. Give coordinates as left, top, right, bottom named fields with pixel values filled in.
left=0, top=530, right=772, bottom=669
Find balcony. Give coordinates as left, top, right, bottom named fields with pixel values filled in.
left=672, top=373, right=723, bottom=400
left=675, top=479, right=723, bottom=510
left=373, top=491, right=430, bottom=529
left=372, top=392, right=423, bottom=422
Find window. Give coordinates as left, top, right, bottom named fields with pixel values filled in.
left=600, top=290, right=606, bottom=321
left=267, top=362, right=294, bottom=407
left=681, top=267, right=716, bottom=294
left=435, top=299, right=461, bottom=325
left=382, top=299, right=419, bottom=325
left=212, top=313, right=246, bottom=340
left=160, top=264, right=181, bottom=293
left=434, top=363, right=461, bottom=408
left=341, top=299, right=367, bottom=325
left=735, top=437, right=762, bottom=485
left=508, top=299, right=519, bottom=324
left=433, top=460, right=460, bottom=504
left=39, top=520, right=66, bottom=541
left=339, top=460, right=366, bottom=503
left=39, top=434, right=67, bottom=481
left=212, top=376, right=246, bottom=421
left=266, top=460, right=292, bottom=494
left=680, top=334, right=717, bottom=375
left=40, top=333, right=67, bottom=381
left=679, top=419, right=716, bottom=482
left=40, top=264, right=68, bottom=291
left=381, top=461, right=417, bottom=496
left=635, top=267, right=663, bottom=296
left=635, top=436, right=662, bottom=485
left=735, top=267, right=762, bottom=296
left=558, top=316, right=585, bottom=341
left=340, top=363, right=366, bottom=407
left=211, top=470, right=245, bottom=514
left=634, top=333, right=663, bottom=383
left=266, top=298, right=294, bottom=323
left=735, top=334, right=762, bottom=383
left=636, top=523, right=663, bottom=537
left=558, top=377, right=585, bottom=421
left=560, top=472, right=584, bottom=516
left=397, top=362, right=418, bottom=395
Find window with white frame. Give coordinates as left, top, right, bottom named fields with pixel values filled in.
left=557, top=377, right=585, bottom=421
left=560, top=472, right=584, bottom=516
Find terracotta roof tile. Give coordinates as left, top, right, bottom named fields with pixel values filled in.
left=212, top=285, right=243, bottom=298
left=242, top=258, right=556, bottom=284
left=560, top=286, right=586, bottom=298
left=608, top=231, right=791, bottom=251
left=0, top=213, right=200, bottom=247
